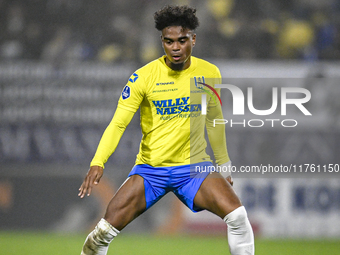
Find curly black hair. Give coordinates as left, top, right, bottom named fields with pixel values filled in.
left=154, top=5, right=199, bottom=31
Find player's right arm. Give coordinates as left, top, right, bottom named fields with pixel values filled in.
left=78, top=107, right=135, bottom=198
left=78, top=71, right=146, bottom=198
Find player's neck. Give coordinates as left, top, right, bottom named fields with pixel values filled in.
left=165, top=56, right=191, bottom=71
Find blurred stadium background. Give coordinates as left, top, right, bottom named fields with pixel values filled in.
left=1, top=0, right=340, bottom=254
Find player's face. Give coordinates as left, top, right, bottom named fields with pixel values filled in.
left=161, top=26, right=196, bottom=71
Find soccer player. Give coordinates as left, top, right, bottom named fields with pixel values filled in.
left=78, top=5, right=254, bottom=255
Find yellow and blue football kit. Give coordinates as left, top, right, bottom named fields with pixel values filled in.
left=90, top=56, right=230, bottom=212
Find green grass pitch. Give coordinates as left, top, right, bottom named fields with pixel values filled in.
left=1, top=231, right=339, bottom=255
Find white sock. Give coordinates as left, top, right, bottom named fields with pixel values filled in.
left=224, top=206, right=254, bottom=255
left=81, top=218, right=120, bottom=255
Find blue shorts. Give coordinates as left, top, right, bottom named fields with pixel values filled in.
left=128, top=162, right=213, bottom=213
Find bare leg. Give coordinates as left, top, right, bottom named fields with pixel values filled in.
left=104, top=175, right=146, bottom=230
left=194, top=172, right=241, bottom=217
left=81, top=175, right=146, bottom=255
left=194, top=172, right=254, bottom=255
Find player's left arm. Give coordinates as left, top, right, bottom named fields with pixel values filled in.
left=206, top=100, right=233, bottom=185
left=205, top=91, right=230, bottom=165
left=206, top=69, right=233, bottom=184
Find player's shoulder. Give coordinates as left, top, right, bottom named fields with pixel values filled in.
left=193, top=56, right=216, bottom=67
left=137, top=57, right=164, bottom=73
left=128, top=57, right=163, bottom=81
left=192, top=56, right=221, bottom=75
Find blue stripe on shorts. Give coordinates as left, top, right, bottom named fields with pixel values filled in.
left=128, top=161, right=213, bottom=212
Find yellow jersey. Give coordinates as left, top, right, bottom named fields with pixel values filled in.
left=115, top=55, right=228, bottom=167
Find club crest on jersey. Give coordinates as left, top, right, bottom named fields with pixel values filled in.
left=129, top=73, right=139, bottom=83
left=122, top=85, right=130, bottom=100
left=194, top=76, right=205, bottom=89
left=194, top=77, right=223, bottom=108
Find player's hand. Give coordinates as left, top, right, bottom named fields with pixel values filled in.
left=218, top=161, right=233, bottom=186
left=78, top=166, right=103, bottom=198
left=226, top=176, right=234, bottom=186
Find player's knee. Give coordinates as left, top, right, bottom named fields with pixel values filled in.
left=223, top=206, right=248, bottom=229
left=103, top=213, right=126, bottom=231
left=104, top=203, right=142, bottom=231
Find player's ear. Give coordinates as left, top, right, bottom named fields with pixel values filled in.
left=192, top=33, right=196, bottom=47
left=160, top=35, right=164, bottom=48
